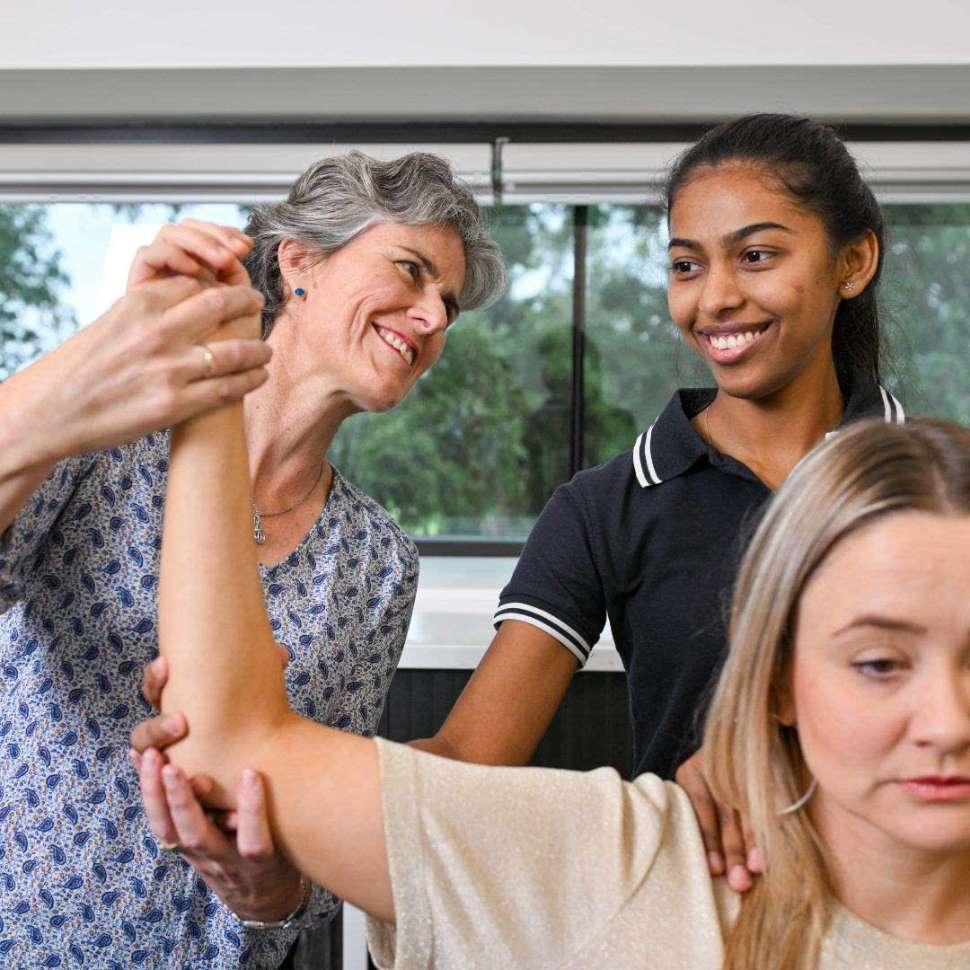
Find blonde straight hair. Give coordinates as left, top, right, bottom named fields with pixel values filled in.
left=702, top=418, right=970, bottom=970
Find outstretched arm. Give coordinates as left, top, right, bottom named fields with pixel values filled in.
left=158, top=397, right=393, bottom=921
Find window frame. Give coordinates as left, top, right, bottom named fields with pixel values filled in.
left=4, top=123, right=970, bottom=554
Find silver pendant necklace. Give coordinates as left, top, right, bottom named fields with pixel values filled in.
left=251, top=461, right=326, bottom=545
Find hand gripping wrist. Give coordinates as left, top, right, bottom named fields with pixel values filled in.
left=238, top=875, right=312, bottom=931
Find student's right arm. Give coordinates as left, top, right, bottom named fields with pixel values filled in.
left=0, top=277, right=269, bottom=537
left=411, top=483, right=605, bottom=766
left=409, top=620, right=578, bottom=765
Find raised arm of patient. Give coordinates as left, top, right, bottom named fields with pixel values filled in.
left=158, top=401, right=393, bottom=920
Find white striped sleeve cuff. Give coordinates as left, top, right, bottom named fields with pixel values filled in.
left=493, top=602, right=593, bottom=666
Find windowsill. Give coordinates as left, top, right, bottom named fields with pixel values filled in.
left=401, top=556, right=621, bottom=671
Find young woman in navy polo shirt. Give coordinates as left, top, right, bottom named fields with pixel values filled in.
left=409, top=114, right=906, bottom=890
left=134, top=115, right=908, bottom=896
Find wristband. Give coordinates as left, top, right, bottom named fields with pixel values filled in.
left=239, top=875, right=312, bottom=931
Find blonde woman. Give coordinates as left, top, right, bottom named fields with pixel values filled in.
left=148, top=395, right=970, bottom=968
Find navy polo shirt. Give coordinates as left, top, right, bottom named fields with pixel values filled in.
left=495, top=382, right=906, bottom=779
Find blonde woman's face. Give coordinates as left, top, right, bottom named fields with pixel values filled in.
left=784, top=511, right=970, bottom=858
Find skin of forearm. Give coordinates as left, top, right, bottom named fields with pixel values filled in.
left=407, top=735, right=460, bottom=759
left=0, top=362, right=70, bottom=534
left=246, top=716, right=393, bottom=921
left=159, top=402, right=394, bottom=921
left=159, top=403, right=291, bottom=804
left=405, top=626, right=579, bottom=767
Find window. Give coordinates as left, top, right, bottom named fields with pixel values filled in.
left=0, top=202, right=248, bottom=379
left=881, top=204, right=970, bottom=424
left=2, top=142, right=968, bottom=547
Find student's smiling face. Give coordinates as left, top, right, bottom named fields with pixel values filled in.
left=667, top=163, right=861, bottom=401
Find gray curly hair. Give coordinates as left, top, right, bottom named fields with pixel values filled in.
left=244, top=151, right=506, bottom=336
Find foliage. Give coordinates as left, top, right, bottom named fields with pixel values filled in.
left=881, top=204, right=970, bottom=424
left=0, top=206, right=75, bottom=379
left=1, top=201, right=968, bottom=539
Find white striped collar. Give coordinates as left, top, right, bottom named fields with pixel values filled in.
left=633, top=383, right=906, bottom=489
left=632, top=423, right=663, bottom=488
left=879, top=385, right=906, bottom=424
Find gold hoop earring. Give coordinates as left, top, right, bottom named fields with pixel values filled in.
left=779, top=778, right=818, bottom=816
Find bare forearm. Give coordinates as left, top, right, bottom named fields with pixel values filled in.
left=243, top=717, right=392, bottom=920
left=407, top=622, right=578, bottom=767
left=159, top=404, right=288, bottom=800
left=0, top=361, right=71, bottom=534
left=158, top=403, right=394, bottom=918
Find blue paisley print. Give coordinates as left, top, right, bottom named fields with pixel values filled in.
left=0, top=431, right=418, bottom=968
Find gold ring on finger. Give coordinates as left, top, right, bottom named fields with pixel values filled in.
left=159, top=839, right=185, bottom=853
left=198, top=345, right=216, bottom=379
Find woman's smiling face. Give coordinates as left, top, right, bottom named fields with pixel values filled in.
left=279, top=220, right=466, bottom=414
left=667, top=163, right=848, bottom=401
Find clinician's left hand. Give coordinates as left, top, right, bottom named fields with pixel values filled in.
left=130, top=655, right=304, bottom=923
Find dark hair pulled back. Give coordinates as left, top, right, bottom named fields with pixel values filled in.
left=665, top=114, right=885, bottom=390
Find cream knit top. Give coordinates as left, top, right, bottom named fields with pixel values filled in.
left=367, top=739, right=970, bottom=969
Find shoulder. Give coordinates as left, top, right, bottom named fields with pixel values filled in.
left=94, top=431, right=171, bottom=491
left=4, top=430, right=170, bottom=539
left=329, top=470, right=418, bottom=570
left=571, top=449, right=641, bottom=499
left=544, top=449, right=641, bottom=523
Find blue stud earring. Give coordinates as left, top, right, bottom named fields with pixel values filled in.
left=294, top=287, right=306, bottom=298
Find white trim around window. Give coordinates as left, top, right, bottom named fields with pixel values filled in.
left=4, top=140, right=970, bottom=205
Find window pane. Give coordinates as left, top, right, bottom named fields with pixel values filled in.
left=0, top=202, right=247, bottom=380
left=7, top=198, right=967, bottom=545
left=1, top=201, right=571, bottom=542
left=883, top=204, right=970, bottom=424
left=583, top=204, right=705, bottom=470
left=331, top=204, right=573, bottom=540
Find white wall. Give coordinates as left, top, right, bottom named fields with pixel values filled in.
left=5, top=0, right=970, bottom=69
left=2, top=1, right=970, bottom=122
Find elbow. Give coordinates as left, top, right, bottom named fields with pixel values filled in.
left=164, top=707, right=296, bottom=812
left=164, top=731, right=248, bottom=811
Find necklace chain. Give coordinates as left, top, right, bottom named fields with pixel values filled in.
left=703, top=402, right=716, bottom=448
left=251, top=461, right=326, bottom=545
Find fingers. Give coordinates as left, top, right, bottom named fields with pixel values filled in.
left=132, top=657, right=189, bottom=752
left=717, top=803, right=753, bottom=892
left=179, top=219, right=253, bottom=257
left=159, top=224, right=248, bottom=281
left=129, top=222, right=252, bottom=290
left=162, top=284, right=264, bottom=344
left=190, top=774, right=216, bottom=802
left=234, top=770, right=275, bottom=862
left=675, top=756, right=724, bottom=876
left=170, top=366, right=271, bottom=422
left=741, top=816, right=762, bottom=874
left=176, top=337, right=273, bottom=386
left=120, top=274, right=203, bottom=314
left=128, top=241, right=209, bottom=289
left=141, top=655, right=168, bottom=708
left=129, top=711, right=187, bottom=754
left=161, top=763, right=232, bottom=858
left=139, top=748, right=180, bottom=847
left=219, top=811, right=240, bottom=832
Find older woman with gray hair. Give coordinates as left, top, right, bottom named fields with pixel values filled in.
left=0, top=151, right=504, bottom=970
